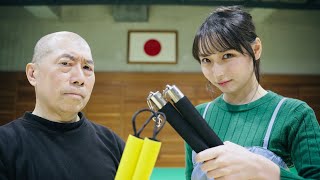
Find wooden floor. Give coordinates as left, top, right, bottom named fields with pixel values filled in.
left=1, top=72, right=319, bottom=167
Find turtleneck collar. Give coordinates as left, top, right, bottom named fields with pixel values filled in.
left=23, top=112, right=86, bottom=133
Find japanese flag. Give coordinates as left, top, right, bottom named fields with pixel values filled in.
left=127, top=31, right=177, bottom=64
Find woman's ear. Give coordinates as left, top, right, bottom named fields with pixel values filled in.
left=252, top=37, right=262, bottom=60
left=26, top=63, right=38, bottom=87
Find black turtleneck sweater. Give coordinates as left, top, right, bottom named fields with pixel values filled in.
left=0, top=112, right=125, bottom=180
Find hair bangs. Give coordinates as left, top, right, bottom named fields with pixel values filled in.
left=193, top=23, right=244, bottom=61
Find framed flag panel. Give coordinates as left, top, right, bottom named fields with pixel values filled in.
left=127, top=30, right=178, bottom=64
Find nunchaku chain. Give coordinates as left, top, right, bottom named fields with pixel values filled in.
left=132, top=108, right=166, bottom=140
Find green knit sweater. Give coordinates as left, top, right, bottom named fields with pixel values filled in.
left=185, top=91, right=320, bottom=180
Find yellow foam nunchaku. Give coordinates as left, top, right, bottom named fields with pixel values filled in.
left=115, top=108, right=166, bottom=180
left=114, top=134, right=144, bottom=180
left=132, top=138, right=161, bottom=180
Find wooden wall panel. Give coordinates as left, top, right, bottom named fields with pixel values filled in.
left=0, top=72, right=319, bottom=167
left=86, top=82, right=124, bottom=136
left=299, top=86, right=320, bottom=119
left=0, top=72, right=18, bottom=125
left=15, top=74, right=36, bottom=117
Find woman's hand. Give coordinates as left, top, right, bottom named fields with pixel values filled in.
left=195, top=141, right=280, bottom=180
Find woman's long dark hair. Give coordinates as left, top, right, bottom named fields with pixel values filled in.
left=192, top=6, right=260, bottom=82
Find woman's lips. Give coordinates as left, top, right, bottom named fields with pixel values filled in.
left=218, top=80, right=231, bottom=86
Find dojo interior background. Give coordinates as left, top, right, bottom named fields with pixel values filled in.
left=0, top=2, right=319, bottom=179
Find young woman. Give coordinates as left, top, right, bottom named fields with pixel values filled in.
left=185, top=6, right=320, bottom=180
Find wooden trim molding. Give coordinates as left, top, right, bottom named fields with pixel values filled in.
left=0, top=72, right=319, bottom=167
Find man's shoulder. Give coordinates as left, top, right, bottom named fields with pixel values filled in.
left=85, top=119, right=125, bottom=150
left=0, top=117, right=25, bottom=147
left=85, top=119, right=123, bottom=140
left=0, top=117, right=25, bottom=134
left=79, top=112, right=122, bottom=140
left=85, top=119, right=113, bottom=134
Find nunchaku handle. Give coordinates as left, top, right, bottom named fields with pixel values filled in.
left=115, top=135, right=144, bottom=180
left=132, top=138, right=161, bottom=180
left=115, top=135, right=161, bottom=180
left=174, top=96, right=223, bottom=147
left=159, top=102, right=208, bottom=153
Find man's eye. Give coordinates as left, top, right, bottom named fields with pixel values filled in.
left=222, top=54, right=233, bottom=59
left=61, top=62, right=69, bottom=66
left=200, top=58, right=211, bottom=64
left=83, top=65, right=93, bottom=71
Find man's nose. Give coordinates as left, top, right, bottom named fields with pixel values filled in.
left=71, top=64, right=85, bottom=86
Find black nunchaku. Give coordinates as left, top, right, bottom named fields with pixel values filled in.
left=147, top=85, right=223, bottom=153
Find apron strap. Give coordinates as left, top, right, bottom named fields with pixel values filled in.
left=263, top=97, right=287, bottom=148
left=202, top=102, right=212, bottom=119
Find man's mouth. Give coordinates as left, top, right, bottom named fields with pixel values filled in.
left=64, top=93, right=84, bottom=98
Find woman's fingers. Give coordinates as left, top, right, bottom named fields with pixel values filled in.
left=195, top=144, right=227, bottom=163
left=207, top=166, right=233, bottom=179
left=201, top=155, right=227, bottom=172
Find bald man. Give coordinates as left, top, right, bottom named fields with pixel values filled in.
left=0, top=31, right=125, bottom=180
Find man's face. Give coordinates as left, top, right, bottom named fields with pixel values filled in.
left=33, top=37, right=95, bottom=117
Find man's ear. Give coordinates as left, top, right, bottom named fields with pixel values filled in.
left=26, top=63, right=38, bottom=87
left=252, top=37, right=262, bottom=60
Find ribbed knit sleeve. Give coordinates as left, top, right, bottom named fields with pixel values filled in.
left=281, top=168, right=304, bottom=180
left=281, top=102, right=320, bottom=179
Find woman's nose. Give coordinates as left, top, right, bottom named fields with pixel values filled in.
left=212, top=63, right=224, bottom=78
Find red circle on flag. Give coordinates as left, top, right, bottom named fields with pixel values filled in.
left=144, top=39, right=161, bottom=56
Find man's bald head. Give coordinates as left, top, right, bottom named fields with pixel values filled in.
left=31, top=31, right=91, bottom=63
left=26, top=31, right=95, bottom=122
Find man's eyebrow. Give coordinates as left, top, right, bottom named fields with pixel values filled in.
left=86, top=59, right=94, bottom=65
left=58, top=53, right=94, bottom=65
left=58, top=53, right=76, bottom=60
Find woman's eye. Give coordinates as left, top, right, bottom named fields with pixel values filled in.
left=200, top=58, right=211, bottom=64
left=222, top=53, right=233, bottom=59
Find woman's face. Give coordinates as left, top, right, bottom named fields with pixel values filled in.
left=199, top=49, right=256, bottom=95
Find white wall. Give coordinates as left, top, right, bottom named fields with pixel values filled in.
left=0, top=5, right=319, bottom=74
